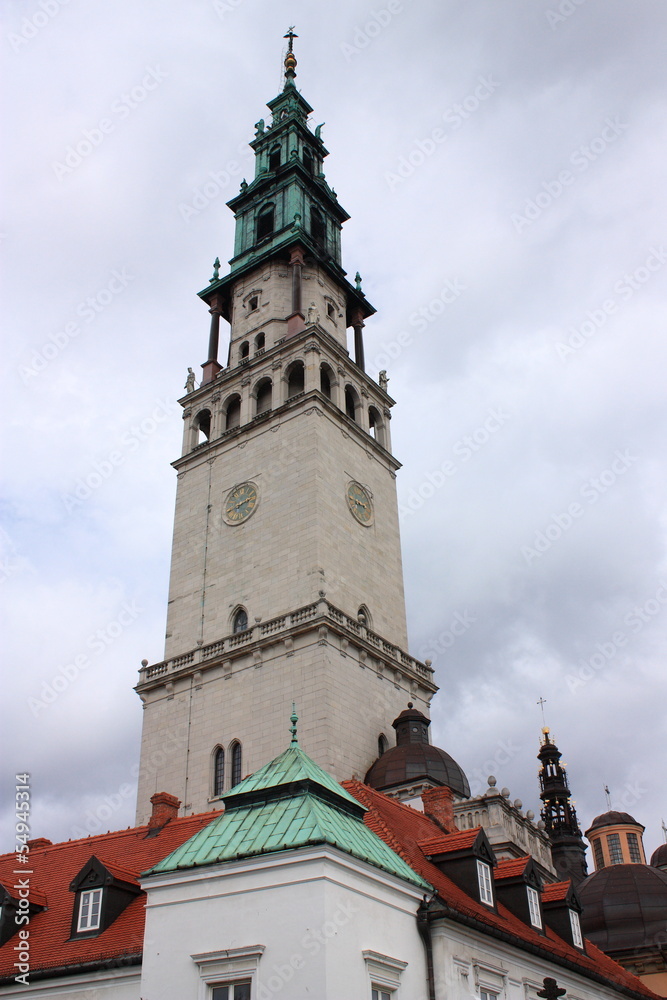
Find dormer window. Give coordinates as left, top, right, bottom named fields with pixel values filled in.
left=527, top=885, right=542, bottom=928
left=477, top=859, right=494, bottom=906
left=77, top=888, right=102, bottom=932
left=570, top=908, right=584, bottom=948
left=69, top=856, right=140, bottom=939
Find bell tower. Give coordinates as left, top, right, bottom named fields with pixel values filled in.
left=135, top=37, right=437, bottom=823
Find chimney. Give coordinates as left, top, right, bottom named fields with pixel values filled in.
left=148, top=791, right=181, bottom=830
left=422, top=786, right=456, bottom=833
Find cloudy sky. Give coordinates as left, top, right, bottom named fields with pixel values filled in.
left=2, top=0, right=666, bottom=861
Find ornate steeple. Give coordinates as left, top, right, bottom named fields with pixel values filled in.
left=537, top=728, right=588, bottom=885
left=199, top=30, right=373, bottom=382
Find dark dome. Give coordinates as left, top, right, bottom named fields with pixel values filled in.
left=651, top=843, right=667, bottom=870
left=365, top=702, right=470, bottom=797
left=586, top=810, right=640, bottom=833
left=579, top=864, right=667, bottom=951
left=365, top=742, right=470, bottom=797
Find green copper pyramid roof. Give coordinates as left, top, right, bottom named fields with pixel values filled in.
left=149, top=745, right=428, bottom=888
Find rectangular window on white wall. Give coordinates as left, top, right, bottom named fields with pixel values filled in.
left=371, top=989, right=392, bottom=1000
left=363, top=950, right=406, bottom=1000
left=192, top=945, right=264, bottom=1000
left=480, top=990, right=498, bottom=1000
left=211, top=983, right=250, bottom=1000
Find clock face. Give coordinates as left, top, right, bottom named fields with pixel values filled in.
left=224, top=482, right=258, bottom=524
left=346, top=482, right=373, bottom=525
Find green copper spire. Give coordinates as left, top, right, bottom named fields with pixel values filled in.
left=283, top=27, right=298, bottom=87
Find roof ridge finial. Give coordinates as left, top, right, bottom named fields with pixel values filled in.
left=283, top=27, right=298, bottom=88
left=289, top=702, right=299, bottom=746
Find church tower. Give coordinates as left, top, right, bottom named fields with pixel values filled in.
left=537, top=728, right=588, bottom=885
left=135, top=37, right=437, bottom=823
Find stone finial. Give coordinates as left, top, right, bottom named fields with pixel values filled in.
left=210, top=257, right=220, bottom=282
left=537, top=978, right=566, bottom=1000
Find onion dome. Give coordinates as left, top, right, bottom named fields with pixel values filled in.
left=365, top=704, right=470, bottom=797
left=586, top=810, right=643, bottom=835
left=579, top=864, right=667, bottom=951
left=650, top=843, right=667, bottom=870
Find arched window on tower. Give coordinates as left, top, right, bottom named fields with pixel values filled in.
left=230, top=741, right=243, bottom=787
left=310, top=206, right=326, bottom=248
left=255, top=378, right=272, bottom=415
left=257, top=204, right=275, bottom=242
left=240, top=341, right=250, bottom=362
left=213, top=746, right=225, bottom=796
left=269, top=144, right=281, bottom=171
left=255, top=332, right=265, bottom=353
left=345, top=385, right=358, bottom=422
left=368, top=406, right=386, bottom=448
left=378, top=734, right=388, bottom=758
left=287, top=361, right=305, bottom=399
left=225, top=394, right=241, bottom=430
left=195, top=409, right=211, bottom=445
left=232, top=607, right=248, bottom=633
left=303, top=147, right=314, bottom=174
left=320, top=363, right=332, bottom=399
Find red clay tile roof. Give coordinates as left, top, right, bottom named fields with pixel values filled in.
left=419, top=828, right=481, bottom=855
left=0, top=812, right=215, bottom=981
left=542, top=880, right=572, bottom=902
left=343, top=780, right=660, bottom=1000
left=494, top=856, right=533, bottom=879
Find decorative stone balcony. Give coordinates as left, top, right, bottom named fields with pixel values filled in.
left=137, top=596, right=435, bottom=693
